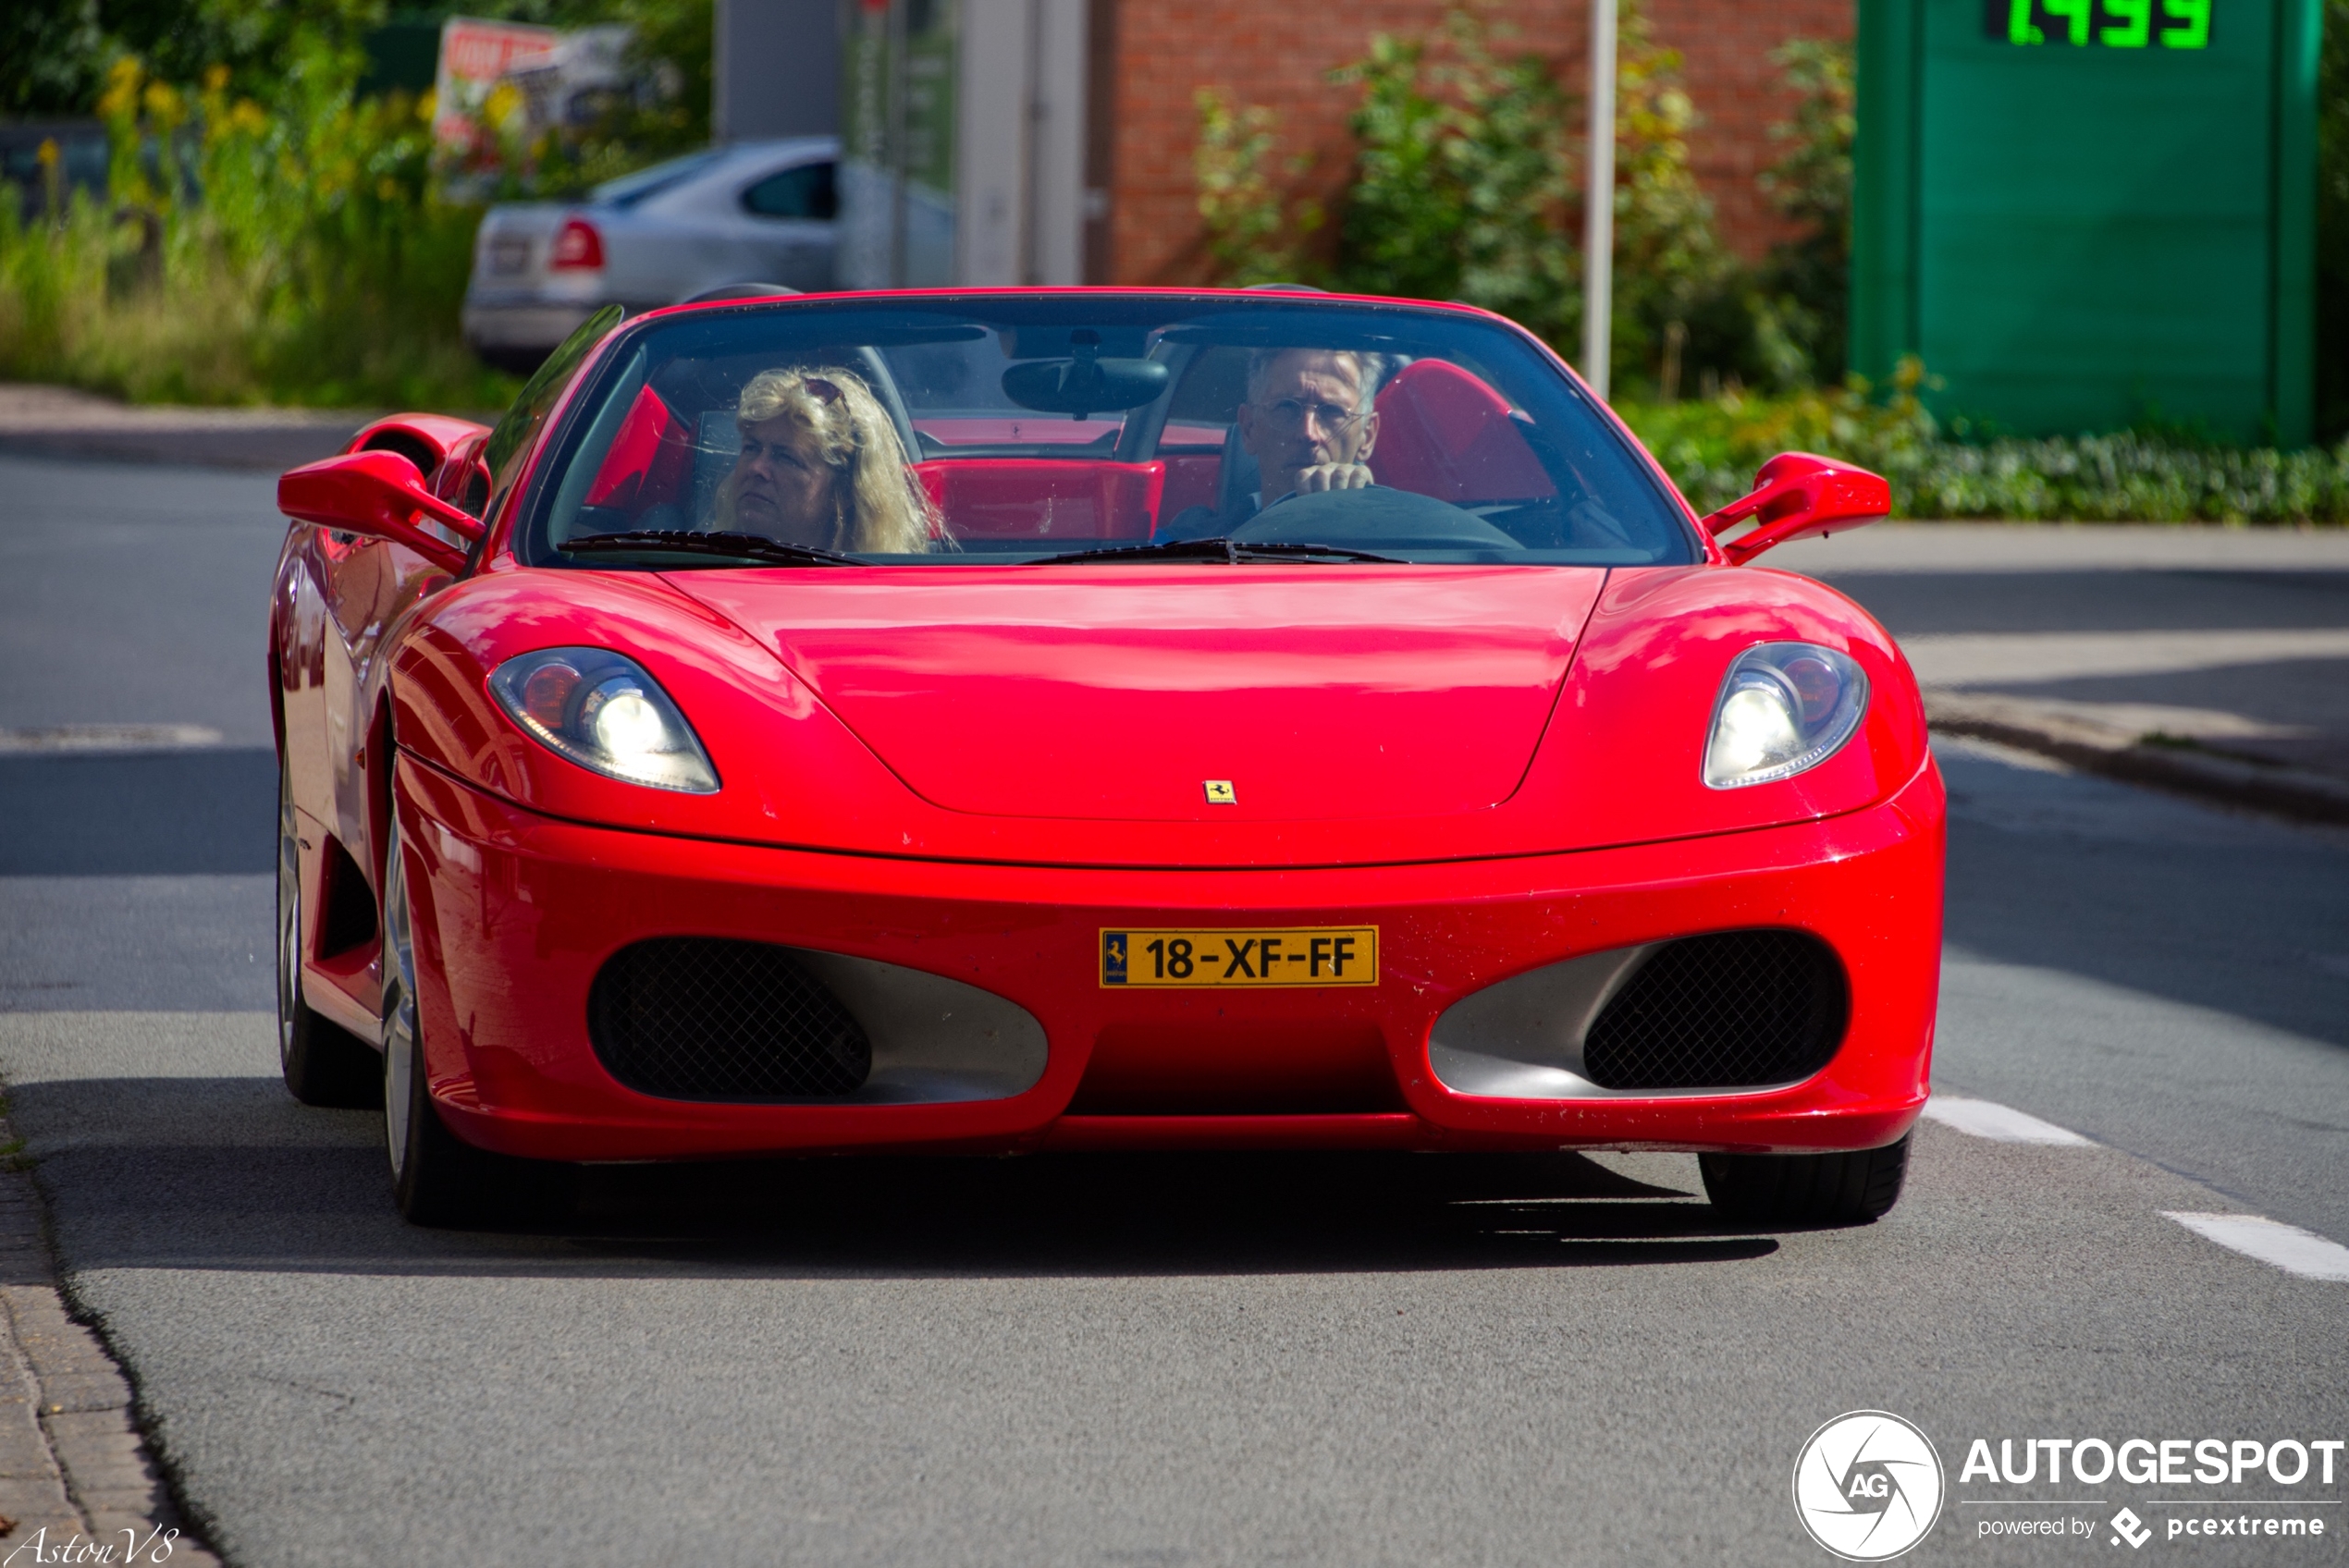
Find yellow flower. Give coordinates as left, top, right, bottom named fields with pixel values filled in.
left=203, top=65, right=229, bottom=92
left=417, top=88, right=437, bottom=122
left=378, top=177, right=400, bottom=201
left=99, top=57, right=143, bottom=121
left=484, top=81, right=523, bottom=130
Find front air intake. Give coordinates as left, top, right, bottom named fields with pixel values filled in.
left=588, top=937, right=872, bottom=1100
left=1580, top=930, right=1846, bottom=1091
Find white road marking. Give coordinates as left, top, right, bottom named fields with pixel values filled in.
left=0, top=724, right=225, bottom=753
left=1922, top=1096, right=2095, bottom=1145
left=2162, top=1213, right=2349, bottom=1282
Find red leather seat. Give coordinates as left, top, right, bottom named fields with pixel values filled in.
left=1370, top=360, right=1556, bottom=505
left=583, top=386, right=697, bottom=514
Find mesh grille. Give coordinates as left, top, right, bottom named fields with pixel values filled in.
left=588, top=938, right=871, bottom=1100
left=1581, top=931, right=1846, bottom=1091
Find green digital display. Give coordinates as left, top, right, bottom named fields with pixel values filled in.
left=1985, top=0, right=2211, bottom=46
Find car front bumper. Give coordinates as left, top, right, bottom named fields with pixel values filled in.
left=396, top=753, right=1945, bottom=1163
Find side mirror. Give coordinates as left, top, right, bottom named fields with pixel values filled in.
left=1697, top=451, right=1890, bottom=565
left=278, top=449, right=485, bottom=575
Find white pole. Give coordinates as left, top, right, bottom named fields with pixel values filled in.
left=1581, top=0, right=1617, bottom=401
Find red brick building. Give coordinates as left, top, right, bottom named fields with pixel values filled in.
left=1082, top=0, right=1853, bottom=284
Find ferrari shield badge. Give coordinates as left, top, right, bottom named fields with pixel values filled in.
left=1202, top=779, right=1236, bottom=804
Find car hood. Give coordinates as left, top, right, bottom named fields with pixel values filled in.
left=669, top=567, right=1608, bottom=823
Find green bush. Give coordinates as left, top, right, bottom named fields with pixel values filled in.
left=1747, top=38, right=1852, bottom=387
left=1193, top=89, right=1321, bottom=288
left=1622, top=366, right=2349, bottom=524
left=1325, top=14, right=1579, bottom=344
left=0, top=0, right=711, bottom=409
left=0, top=45, right=515, bottom=408
left=1193, top=5, right=1837, bottom=397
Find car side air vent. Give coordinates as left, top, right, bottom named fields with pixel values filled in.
left=1581, top=930, right=1846, bottom=1091
left=588, top=938, right=872, bottom=1100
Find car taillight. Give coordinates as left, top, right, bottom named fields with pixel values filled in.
left=550, top=217, right=605, bottom=271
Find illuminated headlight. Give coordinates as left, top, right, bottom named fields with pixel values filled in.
left=488, top=647, right=719, bottom=793
left=1702, top=643, right=1868, bottom=790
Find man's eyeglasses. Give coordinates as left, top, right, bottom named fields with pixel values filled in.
left=1253, top=396, right=1368, bottom=435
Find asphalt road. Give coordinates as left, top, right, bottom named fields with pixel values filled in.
left=0, top=454, right=2343, bottom=1566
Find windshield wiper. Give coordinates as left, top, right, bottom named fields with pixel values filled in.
left=1030, top=536, right=1406, bottom=566
left=558, top=530, right=860, bottom=568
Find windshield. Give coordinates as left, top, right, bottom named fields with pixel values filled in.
left=517, top=295, right=1698, bottom=568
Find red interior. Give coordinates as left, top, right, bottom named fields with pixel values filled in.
left=1158, top=451, right=1222, bottom=520
left=914, top=459, right=1166, bottom=542
left=584, top=386, right=696, bottom=511
left=911, top=417, right=1122, bottom=447
left=1370, top=360, right=1556, bottom=504
left=575, top=363, right=1552, bottom=543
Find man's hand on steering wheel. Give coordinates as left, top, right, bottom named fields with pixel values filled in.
left=1290, top=462, right=1376, bottom=495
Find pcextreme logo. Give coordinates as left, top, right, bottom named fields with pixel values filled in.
left=1793, top=1411, right=1948, bottom=1562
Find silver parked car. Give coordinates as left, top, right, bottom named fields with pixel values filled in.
left=461, top=138, right=837, bottom=371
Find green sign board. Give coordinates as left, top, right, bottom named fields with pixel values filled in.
left=1852, top=0, right=2319, bottom=445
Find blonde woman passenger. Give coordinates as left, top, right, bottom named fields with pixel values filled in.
left=710, top=367, right=943, bottom=553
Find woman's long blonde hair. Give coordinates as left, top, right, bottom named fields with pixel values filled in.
left=711, top=366, right=942, bottom=552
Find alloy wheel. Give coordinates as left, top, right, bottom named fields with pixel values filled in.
left=277, top=760, right=301, bottom=1072
left=381, top=817, right=419, bottom=1183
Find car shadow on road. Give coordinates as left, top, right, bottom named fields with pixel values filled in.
left=559, top=1145, right=1779, bottom=1276
left=11, top=1075, right=1783, bottom=1281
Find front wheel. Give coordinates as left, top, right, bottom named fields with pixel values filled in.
left=1699, top=1134, right=1911, bottom=1228
left=381, top=809, right=572, bottom=1229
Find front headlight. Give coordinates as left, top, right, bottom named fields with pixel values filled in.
left=488, top=647, right=719, bottom=793
left=1703, top=643, right=1868, bottom=789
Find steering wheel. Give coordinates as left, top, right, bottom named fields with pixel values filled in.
left=1231, top=485, right=1524, bottom=548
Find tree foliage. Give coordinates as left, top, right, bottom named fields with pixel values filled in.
left=1605, top=8, right=1735, bottom=390
left=1, top=0, right=711, bottom=143
left=1750, top=38, right=1855, bottom=387
left=1, top=43, right=511, bottom=407
left=1326, top=12, right=1578, bottom=341
left=1192, top=89, right=1320, bottom=287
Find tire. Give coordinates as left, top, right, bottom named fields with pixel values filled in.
left=381, top=809, right=573, bottom=1229
left=1700, top=1133, right=1911, bottom=1228
left=277, top=756, right=382, bottom=1109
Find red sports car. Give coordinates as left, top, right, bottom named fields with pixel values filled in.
left=271, top=288, right=1941, bottom=1229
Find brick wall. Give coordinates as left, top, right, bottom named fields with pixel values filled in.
left=1101, top=0, right=1851, bottom=285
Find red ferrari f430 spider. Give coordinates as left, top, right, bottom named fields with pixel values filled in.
left=270, top=288, right=1941, bottom=1228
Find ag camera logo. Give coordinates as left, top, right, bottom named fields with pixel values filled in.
left=1793, top=1411, right=1946, bottom=1561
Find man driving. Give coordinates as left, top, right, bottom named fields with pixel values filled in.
left=1162, top=348, right=1384, bottom=539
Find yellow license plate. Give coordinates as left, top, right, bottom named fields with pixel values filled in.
left=1100, top=926, right=1378, bottom=987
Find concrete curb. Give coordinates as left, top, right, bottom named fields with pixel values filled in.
left=0, top=386, right=371, bottom=472
left=1926, top=690, right=2349, bottom=827
left=0, top=1123, right=220, bottom=1565
left=0, top=425, right=367, bottom=472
